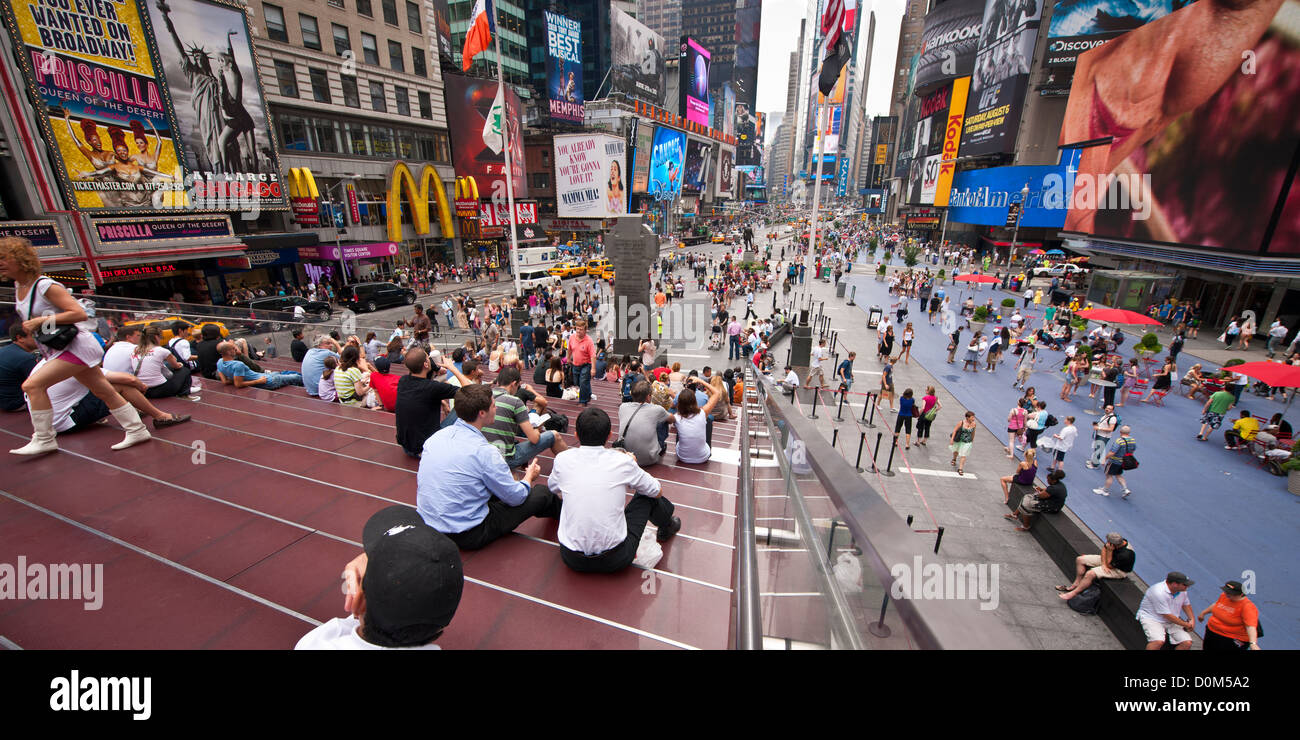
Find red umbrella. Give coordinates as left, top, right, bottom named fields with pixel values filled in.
left=954, top=274, right=1000, bottom=284
left=1074, top=308, right=1162, bottom=326
left=1221, top=361, right=1300, bottom=388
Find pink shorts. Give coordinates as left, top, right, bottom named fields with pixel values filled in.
left=52, top=350, right=88, bottom=366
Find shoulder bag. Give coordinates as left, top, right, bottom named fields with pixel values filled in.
left=27, top=277, right=78, bottom=351
left=611, top=403, right=646, bottom=450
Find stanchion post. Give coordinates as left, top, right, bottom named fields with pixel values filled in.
left=934, top=526, right=945, bottom=554
left=835, top=382, right=846, bottom=420
left=855, top=432, right=866, bottom=471
left=871, top=432, right=883, bottom=473
left=867, top=393, right=878, bottom=427
left=831, top=428, right=838, bottom=448
left=809, top=387, right=820, bottom=419
left=881, top=435, right=898, bottom=477
left=868, top=593, right=892, bottom=638
left=861, top=391, right=872, bottom=424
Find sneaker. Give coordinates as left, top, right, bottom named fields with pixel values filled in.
left=1121, top=489, right=1132, bottom=499
left=1085, top=462, right=1098, bottom=469
left=187, top=395, right=202, bottom=402
left=1093, top=488, right=1109, bottom=496
left=1225, top=445, right=1234, bottom=450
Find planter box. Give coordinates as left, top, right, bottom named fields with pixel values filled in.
left=1289, top=470, right=1300, bottom=496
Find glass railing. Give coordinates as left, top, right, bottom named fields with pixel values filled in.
left=738, top=367, right=1018, bottom=649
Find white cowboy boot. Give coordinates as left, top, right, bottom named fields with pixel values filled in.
left=109, top=404, right=152, bottom=450
left=10, top=408, right=58, bottom=455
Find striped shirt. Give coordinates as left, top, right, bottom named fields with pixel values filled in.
left=483, top=388, right=529, bottom=458
left=334, top=367, right=365, bottom=406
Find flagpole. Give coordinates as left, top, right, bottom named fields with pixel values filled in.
left=490, top=7, right=523, bottom=300
left=807, top=103, right=826, bottom=282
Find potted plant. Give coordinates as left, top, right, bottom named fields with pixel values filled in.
left=903, top=244, right=921, bottom=267
left=875, top=263, right=887, bottom=282
left=1001, top=298, right=1017, bottom=309
left=969, top=305, right=989, bottom=335
left=937, top=268, right=946, bottom=281
left=1134, top=332, right=1163, bottom=357
left=1284, top=458, right=1300, bottom=495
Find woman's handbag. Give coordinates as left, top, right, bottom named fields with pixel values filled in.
left=27, top=277, right=78, bottom=351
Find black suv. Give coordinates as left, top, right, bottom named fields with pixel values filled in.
left=246, top=295, right=333, bottom=322
left=342, top=282, right=418, bottom=313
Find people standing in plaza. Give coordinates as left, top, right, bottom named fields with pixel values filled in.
left=1006, top=401, right=1028, bottom=457
left=1086, top=405, right=1118, bottom=469
left=1041, top=416, right=1077, bottom=472
left=1197, top=580, right=1261, bottom=651
left=1196, top=386, right=1236, bottom=441
left=1136, top=573, right=1196, bottom=650
left=900, top=322, right=915, bottom=365
left=1094, top=425, right=1136, bottom=498
left=879, top=356, right=896, bottom=412
left=894, top=388, right=917, bottom=449
left=949, top=411, right=977, bottom=475
left=805, top=338, right=830, bottom=389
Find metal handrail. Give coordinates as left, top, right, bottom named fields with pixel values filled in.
left=756, top=372, right=1020, bottom=649
left=732, top=367, right=762, bottom=650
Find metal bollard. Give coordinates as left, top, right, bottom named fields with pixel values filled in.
left=871, top=432, right=883, bottom=473
left=809, top=387, right=820, bottom=419
left=855, top=432, right=866, bottom=472
left=835, top=385, right=846, bottom=420
left=881, top=435, right=898, bottom=477
left=868, top=592, right=892, bottom=638
left=867, top=394, right=878, bottom=427
left=933, top=527, right=946, bottom=554
left=831, top=428, right=838, bottom=448
left=906, top=514, right=914, bottom=527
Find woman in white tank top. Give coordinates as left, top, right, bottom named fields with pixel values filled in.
left=0, top=237, right=151, bottom=455
left=672, top=378, right=721, bottom=464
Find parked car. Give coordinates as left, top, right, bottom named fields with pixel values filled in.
left=340, top=282, right=417, bottom=313
left=547, top=262, right=586, bottom=279
left=1032, top=263, right=1087, bottom=278
left=585, top=258, right=611, bottom=276
left=246, top=295, right=333, bottom=322
left=123, top=316, right=229, bottom=343
left=711, top=234, right=726, bottom=243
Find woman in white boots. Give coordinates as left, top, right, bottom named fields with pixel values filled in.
left=0, top=237, right=151, bottom=454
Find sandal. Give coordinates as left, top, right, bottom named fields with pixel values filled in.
left=1055, top=585, right=1073, bottom=592
left=957, top=468, right=964, bottom=475
left=1002, top=513, right=1018, bottom=521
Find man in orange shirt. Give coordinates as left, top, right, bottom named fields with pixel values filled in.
left=654, top=287, right=667, bottom=315
left=568, top=319, right=597, bottom=407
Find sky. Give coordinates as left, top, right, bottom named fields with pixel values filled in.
left=756, top=0, right=905, bottom=147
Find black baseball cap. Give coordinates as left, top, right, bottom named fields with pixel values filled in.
left=373, top=355, right=391, bottom=374
left=1221, top=581, right=1244, bottom=596
left=361, top=506, right=464, bottom=646
left=1166, top=572, right=1195, bottom=587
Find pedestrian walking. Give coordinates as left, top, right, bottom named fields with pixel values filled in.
left=1094, top=425, right=1136, bottom=498
left=949, top=411, right=977, bottom=476
left=916, top=386, right=940, bottom=446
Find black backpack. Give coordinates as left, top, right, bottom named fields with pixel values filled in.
left=542, top=411, right=569, bottom=434
left=1067, top=585, right=1102, bottom=615
left=1044, top=414, right=1059, bottom=429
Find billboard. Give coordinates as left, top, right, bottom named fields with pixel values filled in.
left=1, top=0, right=184, bottom=210
left=1045, top=0, right=1198, bottom=67
left=1059, top=0, right=1300, bottom=254
left=737, top=165, right=765, bottom=188
left=836, top=156, right=852, bottom=197
left=430, top=0, right=453, bottom=61
left=933, top=76, right=971, bottom=207
left=947, top=150, right=1082, bottom=228
left=721, top=83, right=737, bottom=137
left=680, top=37, right=711, bottom=127
left=682, top=140, right=712, bottom=193
left=647, top=127, right=686, bottom=199
left=822, top=105, right=844, bottom=154
left=145, top=0, right=284, bottom=210
left=631, top=122, right=655, bottom=194
left=444, top=76, right=528, bottom=198
left=914, top=0, right=985, bottom=91
left=736, top=107, right=764, bottom=166
left=862, top=188, right=885, bottom=213
left=553, top=134, right=626, bottom=218
left=545, top=11, right=584, bottom=124
left=717, top=148, right=735, bottom=198
left=961, top=0, right=1041, bottom=156
left=610, top=7, right=665, bottom=106
left=732, top=0, right=762, bottom=135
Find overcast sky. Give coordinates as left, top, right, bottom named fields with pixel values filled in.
left=757, top=0, right=904, bottom=146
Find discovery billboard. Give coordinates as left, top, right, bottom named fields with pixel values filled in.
left=1046, top=0, right=1200, bottom=67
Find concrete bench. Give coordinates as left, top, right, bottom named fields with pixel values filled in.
left=1005, top=490, right=1151, bottom=650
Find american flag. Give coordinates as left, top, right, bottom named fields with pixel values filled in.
left=819, top=0, right=856, bottom=96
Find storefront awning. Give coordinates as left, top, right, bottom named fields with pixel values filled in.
left=95, top=247, right=248, bottom=269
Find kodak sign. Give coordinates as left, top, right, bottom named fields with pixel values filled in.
left=933, top=77, right=970, bottom=208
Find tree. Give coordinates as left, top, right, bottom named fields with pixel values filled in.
left=903, top=244, right=921, bottom=267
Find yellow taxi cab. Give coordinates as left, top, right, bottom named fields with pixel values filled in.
left=585, top=258, right=612, bottom=276
left=599, top=266, right=616, bottom=282
left=710, top=234, right=725, bottom=243
left=123, top=316, right=229, bottom=343
left=547, top=261, right=586, bottom=278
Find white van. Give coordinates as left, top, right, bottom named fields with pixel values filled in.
left=518, top=269, right=561, bottom=292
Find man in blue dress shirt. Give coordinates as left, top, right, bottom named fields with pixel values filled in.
left=417, top=383, right=560, bottom=550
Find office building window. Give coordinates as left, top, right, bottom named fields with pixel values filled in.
left=279, top=114, right=309, bottom=151
left=332, top=24, right=350, bottom=56
left=369, top=80, right=387, bottom=112
left=308, top=67, right=331, bottom=103
left=382, top=0, right=398, bottom=25
left=264, top=4, right=287, bottom=42
left=327, top=0, right=344, bottom=7
left=388, top=40, right=404, bottom=72
left=394, top=86, right=410, bottom=116
left=274, top=60, right=297, bottom=97
left=356, top=0, right=372, bottom=17
left=311, top=118, right=341, bottom=153
left=341, top=75, right=360, bottom=107
left=418, top=90, right=431, bottom=119
left=361, top=33, right=379, bottom=65
left=411, top=47, right=426, bottom=77
left=406, top=1, right=421, bottom=32
left=299, top=14, right=321, bottom=50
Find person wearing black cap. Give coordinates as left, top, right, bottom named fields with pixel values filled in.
left=1198, top=581, right=1261, bottom=650
left=551, top=407, right=680, bottom=573
left=1135, top=572, right=1196, bottom=650
left=296, top=505, right=463, bottom=650
left=1056, top=532, right=1135, bottom=600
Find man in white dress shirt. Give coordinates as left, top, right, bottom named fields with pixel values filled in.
left=549, top=407, right=681, bottom=573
